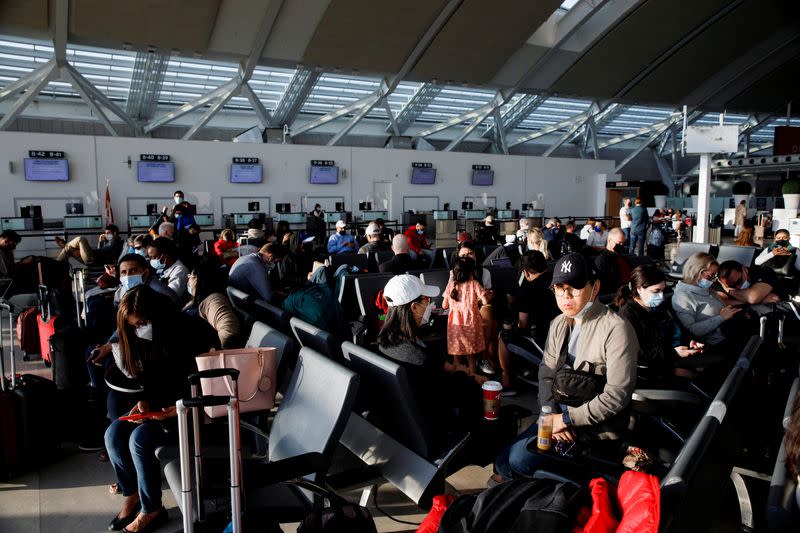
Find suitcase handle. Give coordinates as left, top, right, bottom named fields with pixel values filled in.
left=182, top=395, right=232, bottom=409
left=187, top=368, right=240, bottom=385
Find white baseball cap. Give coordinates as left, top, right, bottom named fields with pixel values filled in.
left=335, top=220, right=347, bottom=229
left=505, top=234, right=516, bottom=244
left=366, top=223, right=381, bottom=236
left=383, top=275, right=440, bottom=307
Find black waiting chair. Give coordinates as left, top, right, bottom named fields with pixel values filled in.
left=485, top=265, right=519, bottom=299
left=329, top=253, right=368, bottom=272
left=354, top=273, right=394, bottom=326
left=339, top=342, right=470, bottom=509
left=715, top=245, right=757, bottom=267
left=289, top=317, right=342, bottom=364
left=252, top=298, right=291, bottom=334
left=246, top=321, right=298, bottom=393
left=163, top=348, right=360, bottom=525
left=419, top=269, right=450, bottom=308
left=669, top=243, right=714, bottom=280
left=226, top=286, right=254, bottom=328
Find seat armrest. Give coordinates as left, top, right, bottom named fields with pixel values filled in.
left=247, top=452, right=329, bottom=488
left=633, top=389, right=700, bottom=405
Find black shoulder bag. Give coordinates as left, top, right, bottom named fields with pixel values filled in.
left=551, top=326, right=606, bottom=407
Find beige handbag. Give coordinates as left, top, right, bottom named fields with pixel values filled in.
left=195, top=347, right=277, bottom=418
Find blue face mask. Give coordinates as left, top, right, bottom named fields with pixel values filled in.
left=416, top=229, right=424, bottom=235
left=135, top=248, right=147, bottom=257
left=120, top=274, right=143, bottom=291
left=644, top=291, right=664, bottom=308
left=150, top=258, right=165, bottom=271
left=739, top=280, right=750, bottom=290
left=594, top=226, right=602, bottom=233
left=697, top=278, right=714, bottom=289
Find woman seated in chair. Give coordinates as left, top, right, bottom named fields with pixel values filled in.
left=104, top=286, right=216, bottom=533
left=377, top=275, right=482, bottom=444
left=616, top=264, right=713, bottom=381
left=671, top=252, right=751, bottom=348
left=183, top=258, right=243, bottom=349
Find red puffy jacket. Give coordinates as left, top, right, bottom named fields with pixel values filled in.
left=574, top=471, right=659, bottom=533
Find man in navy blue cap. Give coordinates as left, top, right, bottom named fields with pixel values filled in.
left=492, top=252, right=638, bottom=482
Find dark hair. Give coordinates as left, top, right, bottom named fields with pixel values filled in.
left=377, top=299, right=421, bottom=348
left=247, top=219, right=262, bottom=230
left=717, top=260, right=744, bottom=279
left=116, top=286, right=171, bottom=378
left=149, top=236, right=177, bottom=259
left=174, top=190, right=184, bottom=197
left=0, top=230, right=22, bottom=243
left=276, top=220, right=290, bottom=233
left=786, top=394, right=800, bottom=477
left=416, top=218, right=426, bottom=227
left=565, top=221, right=576, bottom=230
left=521, top=250, right=547, bottom=274
left=189, top=258, right=227, bottom=305
left=450, top=257, right=476, bottom=301
left=118, top=253, right=148, bottom=272
left=375, top=218, right=385, bottom=225
left=132, top=233, right=153, bottom=248
left=259, top=242, right=287, bottom=259
left=615, top=264, right=666, bottom=308
left=188, top=224, right=201, bottom=232
left=105, top=224, right=119, bottom=233
left=776, top=229, right=790, bottom=239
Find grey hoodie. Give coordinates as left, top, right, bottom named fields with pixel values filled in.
left=670, top=281, right=726, bottom=346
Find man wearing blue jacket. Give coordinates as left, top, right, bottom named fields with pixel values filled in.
left=327, top=220, right=356, bottom=254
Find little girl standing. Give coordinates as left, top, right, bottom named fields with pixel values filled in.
left=442, top=257, right=490, bottom=382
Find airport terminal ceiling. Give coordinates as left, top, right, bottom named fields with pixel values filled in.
left=0, top=0, right=798, bottom=168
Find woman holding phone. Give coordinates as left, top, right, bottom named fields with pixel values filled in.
left=103, top=286, right=213, bottom=533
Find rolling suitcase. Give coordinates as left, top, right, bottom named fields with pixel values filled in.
left=0, top=300, right=58, bottom=478
left=16, top=307, right=40, bottom=360
left=49, top=326, right=85, bottom=391
left=36, top=285, right=59, bottom=365
left=177, top=368, right=244, bottom=533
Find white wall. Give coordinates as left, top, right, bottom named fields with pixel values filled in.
left=0, top=131, right=614, bottom=230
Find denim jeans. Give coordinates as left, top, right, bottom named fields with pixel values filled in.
left=409, top=248, right=435, bottom=263
left=494, top=423, right=548, bottom=479
left=621, top=227, right=630, bottom=244
left=629, top=232, right=645, bottom=256
left=105, top=420, right=169, bottom=514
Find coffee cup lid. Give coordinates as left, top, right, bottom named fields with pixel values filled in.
left=482, top=381, right=502, bottom=391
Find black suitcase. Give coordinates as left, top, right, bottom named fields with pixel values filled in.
left=50, top=326, right=86, bottom=391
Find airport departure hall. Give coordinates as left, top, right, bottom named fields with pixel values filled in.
left=1, top=1, right=800, bottom=532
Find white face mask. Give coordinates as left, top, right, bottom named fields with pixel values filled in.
left=105, top=233, right=114, bottom=242
left=573, top=285, right=596, bottom=321
left=174, top=196, right=183, bottom=205
left=420, top=302, right=434, bottom=325
left=134, top=322, right=153, bottom=341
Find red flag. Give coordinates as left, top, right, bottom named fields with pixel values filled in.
left=104, top=179, right=114, bottom=224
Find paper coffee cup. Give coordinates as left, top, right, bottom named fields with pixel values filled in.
left=482, top=381, right=502, bottom=421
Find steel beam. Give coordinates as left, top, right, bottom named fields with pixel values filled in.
left=0, top=60, right=56, bottom=103
left=240, top=0, right=284, bottom=79
left=589, top=119, right=599, bottom=159
left=183, top=85, right=238, bottom=140
left=614, top=124, right=671, bottom=173
left=272, top=68, right=320, bottom=128
left=53, top=0, right=69, bottom=66
left=63, top=67, right=118, bottom=135
left=482, top=94, right=546, bottom=139
left=145, top=79, right=239, bottom=133
left=126, top=50, right=169, bottom=121
left=391, top=83, right=442, bottom=133
left=596, top=113, right=682, bottom=150
left=67, top=65, right=139, bottom=132
left=240, top=81, right=272, bottom=129
left=0, top=64, right=55, bottom=130
left=444, top=102, right=497, bottom=151
left=418, top=92, right=506, bottom=138
left=491, top=107, right=508, bottom=155
left=327, top=91, right=383, bottom=146
left=293, top=87, right=381, bottom=138
left=383, top=97, right=400, bottom=137
left=508, top=110, right=591, bottom=148
left=542, top=120, right=585, bottom=157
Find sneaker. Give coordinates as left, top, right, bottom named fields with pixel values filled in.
left=478, top=359, right=496, bottom=375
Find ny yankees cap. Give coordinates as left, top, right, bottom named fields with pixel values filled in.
left=551, top=252, right=591, bottom=289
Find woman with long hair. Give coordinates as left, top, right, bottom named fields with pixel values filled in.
left=184, top=258, right=243, bottom=349
left=526, top=227, right=550, bottom=259
left=104, top=287, right=215, bottom=533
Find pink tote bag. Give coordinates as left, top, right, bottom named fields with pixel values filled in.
left=195, top=347, right=277, bottom=418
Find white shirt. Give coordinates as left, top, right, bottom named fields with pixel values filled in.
left=619, top=207, right=631, bottom=229
left=754, top=246, right=800, bottom=271
left=160, top=259, right=189, bottom=299
left=580, top=224, right=593, bottom=240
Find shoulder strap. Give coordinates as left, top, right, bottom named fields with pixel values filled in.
left=553, top=321, right=572, bottom=372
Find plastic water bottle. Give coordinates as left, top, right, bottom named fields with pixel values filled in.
left=537, top=406, right=553, bottom=451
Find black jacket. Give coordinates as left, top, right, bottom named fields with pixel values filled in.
left=617, top=300, right=679, bottom=372
left=379, top=253, right=414, bottom=275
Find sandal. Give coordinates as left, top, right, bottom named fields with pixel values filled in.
left=109, top=483, right=121, bottom=495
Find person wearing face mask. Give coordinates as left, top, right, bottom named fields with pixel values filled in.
left=327, top=220, right=357, bottom=254
left=117, top=234, right=153, bottom=264
left=146, top=237, right=189, bottom=300
left=183, top=258, right=243, bottom=349
left=379, top=234, right=414, bottom=274
left=104, top=286, right=216, bottom=533
left=96, top=224, right=124, bottom=265
left=492, top=252, right=639, bottom=482
left=586, top=220, right=608, bottom=250
left=404, top=218, right=435, bottom=264
left=377, top=275, right=482, bottom=447
left=594, top=227, right=632, bottom=295
left=0, top=230, right=21, bottom=279
left=671, top=253, right=741, bottom=347
left=310, top=203, right=325, bottom=219
left=755, top=229, right=800, bottom=274
left=228, top=243, right=288, bottom=302
left=713, top=260, right=800, bottom=320
left=616, top=265, right=706, bottom=377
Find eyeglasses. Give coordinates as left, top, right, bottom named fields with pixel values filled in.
left=700, top=269, right=718, bottom=281
left=550, top=285, right=585, bottom=298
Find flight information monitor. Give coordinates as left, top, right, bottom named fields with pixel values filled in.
left=24, top=158, right=69, bottom=181
left=411, top=167, right=437, bottom=184
left=230, top=163, right=263, bottom=183
left=137, top=161, right=175, bottom=183
left=471, top=169, right=494, bottom=186
left=310, top=165, right=339, bottom=184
